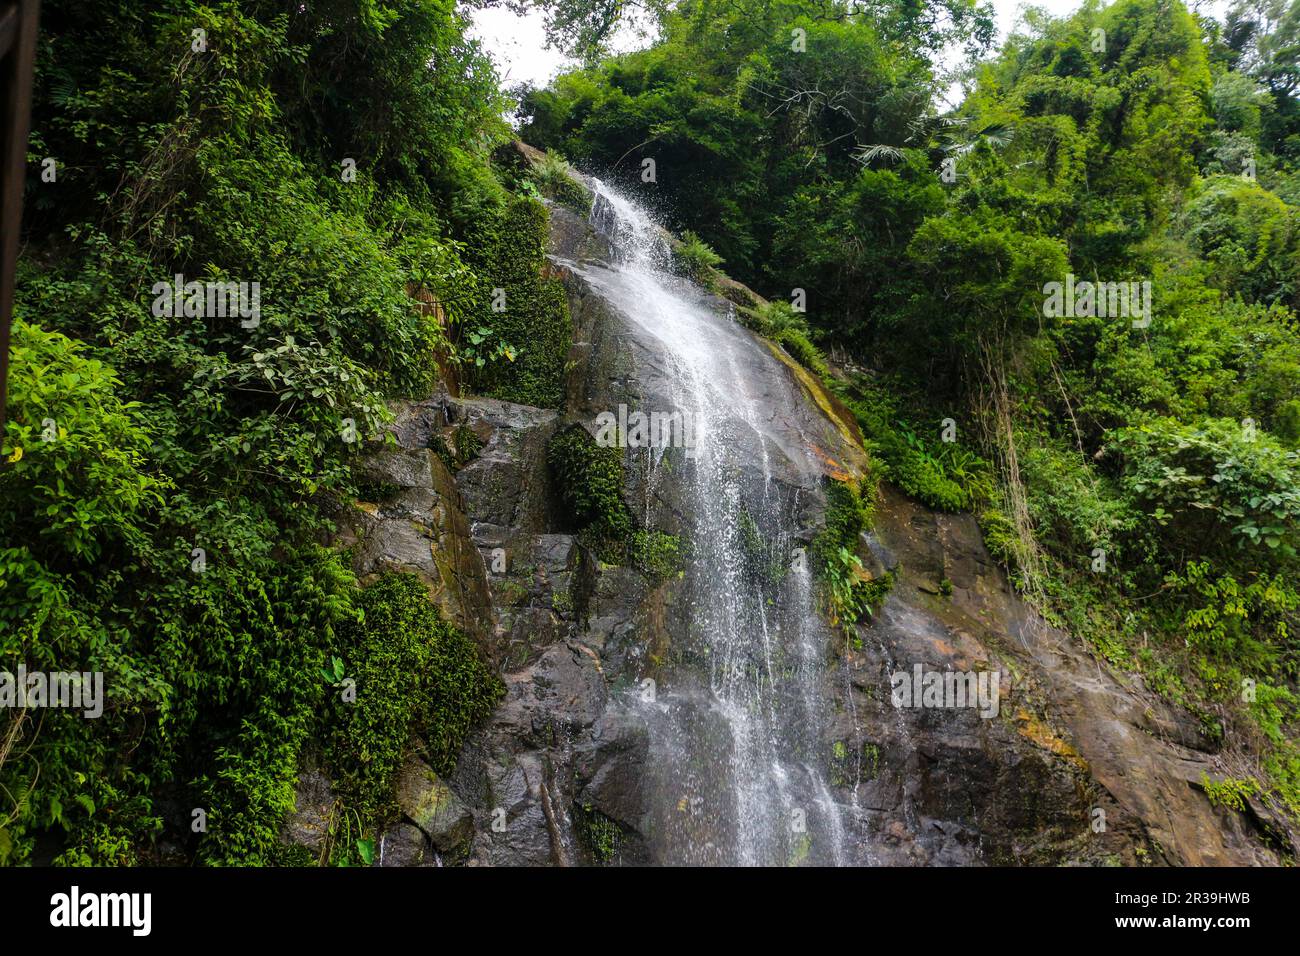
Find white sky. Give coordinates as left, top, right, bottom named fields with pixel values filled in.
left=469, top=1, right=1236, bottom=92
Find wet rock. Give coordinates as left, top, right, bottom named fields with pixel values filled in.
left=547, top=204, right=613, bottom=264
left=396, top=758, right=474, bottom=855
left=451, top=638, right=610, bottom=865
left=357, top=445, right=432, bottom=489
left=842, top=484, right=1285, bottom=866
left=860, top=530, right=899, bottom=579
left=575, top=709, right=651, bottom=829
left=478, top=532, right=578, bottom=670
left=583, top=565, right=665, bottom=680
left=451, top=397, right=559, bottom=534
left=281, top=764, right=335, bottom=858
left=342, top=411, right=495, bottom=645
left=379, top=822, right=433, bottom=867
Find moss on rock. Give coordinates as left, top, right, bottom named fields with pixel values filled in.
left=811, top=478, right=891, bottom=626
left=463, top=195, right=573, bottom=408
left=546, top=425, right=682, bottom=579
left=323, top=571, right=502, bottom=829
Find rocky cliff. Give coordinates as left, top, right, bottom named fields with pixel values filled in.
left=284, top=156, right=1291, bottom=867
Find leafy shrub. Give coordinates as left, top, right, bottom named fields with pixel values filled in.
left=743, top=299, right=809, bottom=338
left=1183, top=176, right=1299, bottom=307
left=0, top=319, right=160, bottom=579
left=461, top=196, right=573, bottom=407
left=1019, top=440, right=1135, bottom=570
left=978, top=507, right=1020, bottom=572
left=324, top=571, right=501, bottom=824
left=673, top=231, right=724, bottom=284
left=629, top=529, right=684, bottom=579
left=836, top=375, right=993, bottom=512
left=1112, top=417, right=1300, bottom=562
left=529, top=150, right=591, bottom=213
left=777, top=327, right=831, bottom=379
left=1163, top=562, right=1299, bottom=668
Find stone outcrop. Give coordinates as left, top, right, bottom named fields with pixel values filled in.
left=830, top=486, right=1287, bottom=865
left=283, top=150, right=1288, bottom=867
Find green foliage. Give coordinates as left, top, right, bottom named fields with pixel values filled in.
left=812, top=480, right=874, bottom=566
left=547, top=424, right=633, bottom=539
left=2, top=0, right=519, bottom=865
left=1164, top=562, right=1299, bottom=664
left=1210, top=71, right=1273, bottom=140
left=1112, top=418, right=1300, bottom=561
left=460, top=195, right=573, bottom=407
left=546, top=425, right=682, bottom=578
left=1019, top=439, right=1134, bottom=570
left=742, top=299, right=808, bottom=339
left=811, top=479, right=889, bottom=626
left=628, top=530, right=684, bottom=580
left=672, top=231, right=724, bottom=285
left=524, top=0, right=1300, bottom=824
left=838, top=376, right=994, bottom=512
left=978, top=506, right=1021, bottom=572
left=528, top=149, right=592, bottom=213
left=575, top=803, right=623, bottom=864
left=1182, top=176, right=1299, bottom=308
left=0, top=319, right=161, bottom=574
left=776, top=328, right=830, bottom=380
left=324, top=572, right=502, bottom=824
left=521, top=0, right=965, bottom=331
left=739, top=301, right=833, bottom=381
left=452, top=424, right=481, bottom=462
left=1201, top=774, right=1261, bottom=811
left=735, top=507, right=787, bottom=591
left=13, top=0, right=1300, bottom=857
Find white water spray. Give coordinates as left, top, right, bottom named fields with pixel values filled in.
left=575, top=179, right=850, bottom=865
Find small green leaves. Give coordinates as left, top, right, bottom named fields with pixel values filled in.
left=355, top=837, right=376, bottom=865
left=321, top=655, right=346, bottom=685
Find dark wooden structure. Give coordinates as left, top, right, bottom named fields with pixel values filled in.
left=0, top=0, right=38, bottom=433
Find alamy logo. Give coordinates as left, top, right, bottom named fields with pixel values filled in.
left=890, top=664, right=1000, bottom=718
left=50, top=886, right=151, bottom=936
left=151, top=273, right=261, bottom=328
left=594, top=403, right=699, bottom=458
left=1, top=666, right=103, bottom=718
left=1042, top=273, right=1152, bottom=328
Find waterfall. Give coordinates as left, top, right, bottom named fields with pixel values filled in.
left=577, top=179, right=849, bottom=866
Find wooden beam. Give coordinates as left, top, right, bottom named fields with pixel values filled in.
left=0, top=5, right=20, bottom=59
left=0, top=0, right=40, bottom=436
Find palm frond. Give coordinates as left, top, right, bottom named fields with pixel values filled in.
left=854, top=143, right=903, bottom=165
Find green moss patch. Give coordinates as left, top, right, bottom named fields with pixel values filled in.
left=323, top=572, right=502, bottom=830
left=463, top=196, right=574, bottom=408
left=811, top=479, right=891, bottom=627
left=547, top=425, right=683, bottom=579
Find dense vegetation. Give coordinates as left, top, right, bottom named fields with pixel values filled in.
left=522, top=0, right=1300, bottom=826
left=4, top=0, right=1299, bottom=863
left=0, top=0, right=538, bottom=865
left=547, top=424, right=684, bottom=577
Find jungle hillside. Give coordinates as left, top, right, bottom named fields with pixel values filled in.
left=2, top=0, right=1300, bottom=865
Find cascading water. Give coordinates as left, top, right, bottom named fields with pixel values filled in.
left=575, top=179, right=851, bottom=865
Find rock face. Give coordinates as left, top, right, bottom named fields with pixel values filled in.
left=281, top=763, right=335, bottom=862
left=297, top=165, right=1285, bottom=867
left=834, top=487, right=1286, bottom=865
left=395, top=756, right=474, bottom=856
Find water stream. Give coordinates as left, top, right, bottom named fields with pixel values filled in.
left=576, top=180, right=848, bottom=865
